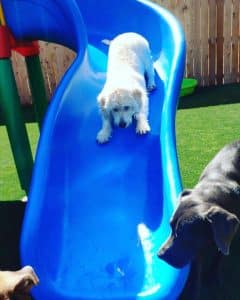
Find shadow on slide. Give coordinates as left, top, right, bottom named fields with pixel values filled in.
left=2, top=0, right=189, bottom=299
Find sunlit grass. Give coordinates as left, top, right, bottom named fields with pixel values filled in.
left=0, top=123, right=39, bottom=200
left=177, top=102, right=240, bottom=188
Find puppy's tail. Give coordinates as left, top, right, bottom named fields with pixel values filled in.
left=101, top=39, right=112, bottom=46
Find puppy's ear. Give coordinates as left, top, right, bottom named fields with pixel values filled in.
left=97, top=94, right=107, bottom=110
left=204, top=206, right=240, bottom=255
left=132, top=89, right=144, bottom=108
left=133, top=89, right=142, bottom=99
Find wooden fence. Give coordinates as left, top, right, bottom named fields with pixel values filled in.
left=12, top=43, right=75, bottom=104
left=10, top=0, right=240, bottom=104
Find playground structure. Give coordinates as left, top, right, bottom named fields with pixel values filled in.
left=2, top=0, right=189, bottom=299
left=0, top=3, right=48, bottom=192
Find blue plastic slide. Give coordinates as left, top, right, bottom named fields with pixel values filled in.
left=3, top=0, right=189, bottom=299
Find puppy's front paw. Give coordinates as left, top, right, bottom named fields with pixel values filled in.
left=97, top=129, right=111, bottom=144
left=136, top=120, right=151, bottom=135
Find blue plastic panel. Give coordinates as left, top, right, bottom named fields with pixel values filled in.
left=2, top=0, right=189, bottom=299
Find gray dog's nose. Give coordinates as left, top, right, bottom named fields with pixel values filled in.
left=157, top=248, right=165, bottom=258
left=119, top=121, right=127, bottom=128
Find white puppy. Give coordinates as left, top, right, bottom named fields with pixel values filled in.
left=97, top=32, right=156, bottom=144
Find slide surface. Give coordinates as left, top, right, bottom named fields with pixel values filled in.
left=2, top=0, right=189, bottom=299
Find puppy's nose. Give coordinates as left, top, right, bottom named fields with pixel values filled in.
left=119, top=121, right=127, bottom=128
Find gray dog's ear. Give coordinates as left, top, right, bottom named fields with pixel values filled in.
left=179, top=189, right=192, bottom=199
left=204, top=206, right=240, bottom=255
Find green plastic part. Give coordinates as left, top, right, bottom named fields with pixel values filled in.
left=180, top=78, right=198, bottom=97
left=25, top=55, right=48, bottom=129
left=0, top=58, right=33, bottom=193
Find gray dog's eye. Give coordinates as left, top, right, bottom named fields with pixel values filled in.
left=123, top=106, right=130, bottom=111
left=113, top=107, right=119, bottom=112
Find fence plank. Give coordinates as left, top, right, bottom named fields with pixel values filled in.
left=55, top=45, right=75, bottom=83
left=223, top=0, right=233, bottom=84
left=232, top=0, right=240, bottom=82
left=184, top=0, right=194, bottom=77
left=12, top=52, right=31, bottom=105
left=153, top=0, right=171, bottom=10
left=39, top=42, right=52, bottom=99
left=209, top=0, right=217, bottom=85
left=193, top=0, right=202, bottom=82
left=201, top=0, right=209, bottom=86
left=173, top=1, right=185, bottom=28
left=216, top=0, right=224, bottom=85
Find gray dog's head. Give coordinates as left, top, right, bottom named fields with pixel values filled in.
left=158, top=189, right=240, bottom=268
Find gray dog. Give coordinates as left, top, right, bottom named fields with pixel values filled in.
left=158, top=140, right=240, bottom=298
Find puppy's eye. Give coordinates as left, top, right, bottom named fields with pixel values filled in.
left=113, top=107, right=119, bottom=112
left=123, top=106, right=130, bottom=111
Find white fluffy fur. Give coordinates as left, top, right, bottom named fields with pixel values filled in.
left=97, top=32, right=156, bottom=144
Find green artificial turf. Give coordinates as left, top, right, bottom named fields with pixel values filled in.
left=176, top=83, right=240, bottom=189
left=177, top=102, right=240, bottom=188
left=0, top=123, right=39, bottom=200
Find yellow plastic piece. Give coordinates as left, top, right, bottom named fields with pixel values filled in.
left=0, top=2, right=6, bottom=26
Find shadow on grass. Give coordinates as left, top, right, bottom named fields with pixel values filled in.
left=0, top=105, right=37, bottom=126
left=0, top=201, right=25, bottom=270
left=178, top=83, right=240, bottom=110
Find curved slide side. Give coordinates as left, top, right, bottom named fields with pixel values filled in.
left=3, top=0, right=189, bottom=299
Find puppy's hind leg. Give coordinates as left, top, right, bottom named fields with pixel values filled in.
left=144, top=53, right=156, bottom=92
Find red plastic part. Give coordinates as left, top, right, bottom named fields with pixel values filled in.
left=9, top=33, right=40, bottom=56
left=13, top=41, right=40, bottom=56
left=0, top=26, right=11, bottom=58
left=0, top=25, right=39, bottom=57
